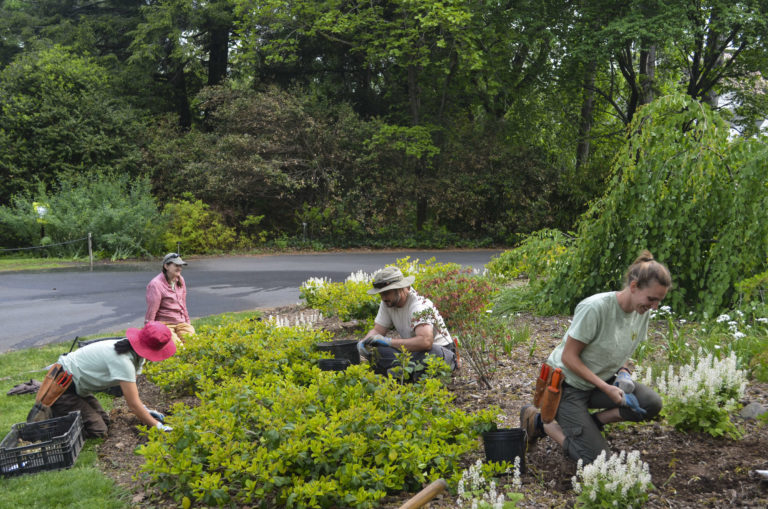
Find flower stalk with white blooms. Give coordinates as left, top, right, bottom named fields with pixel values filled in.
left=640, top=349, right=747, bottom=438
left=455, top=459, right=522, bottom=509
left=571, top=450, right=653, bottom=509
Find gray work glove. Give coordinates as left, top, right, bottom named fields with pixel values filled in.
left=155, top=422, right=173, bottom=432
left=621, top=393, right=647, bottom=416
left=357, top=339, right=369, bottom=358
left=144, top=405, right=165, bottom=423
left=614, top=370, right=635, bottom=394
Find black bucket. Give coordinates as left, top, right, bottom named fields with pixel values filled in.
left=481, top=428, right=527, bottom=473
left=318, top=358, right=351, bottom=371
left=315, top=339, right=360, bottom=365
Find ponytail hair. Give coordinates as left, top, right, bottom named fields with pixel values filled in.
left=114, top=338, right=136, bottom=355
left=624, top=250, right=672, bottom=289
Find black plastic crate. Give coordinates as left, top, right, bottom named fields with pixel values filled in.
left=0, top=411, right=84, bottom=477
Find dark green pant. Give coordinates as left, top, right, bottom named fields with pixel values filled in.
left=51, top=383, right=111, bottom=438
left=557, top=380, right=662, bottom=464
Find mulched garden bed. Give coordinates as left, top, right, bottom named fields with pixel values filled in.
left=98, top=306, right=768, bottom=508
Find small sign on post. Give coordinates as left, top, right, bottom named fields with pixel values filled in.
left=32, top=202, right=49, bottom=240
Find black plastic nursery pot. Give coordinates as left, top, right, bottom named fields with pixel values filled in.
left=318, top=358, right=351, bottom=371
left=481, top=428, right=527, bottom=473
left=315, top=339, right=360, bottom=365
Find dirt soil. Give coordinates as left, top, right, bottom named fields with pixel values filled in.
left=99, top=306, right=768, bottom=508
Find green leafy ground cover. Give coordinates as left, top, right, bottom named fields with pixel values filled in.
left=141, top=314, right=500, bottom=507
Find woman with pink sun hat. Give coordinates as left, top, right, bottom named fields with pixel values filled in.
left=43, top=321, right=177, bottom=437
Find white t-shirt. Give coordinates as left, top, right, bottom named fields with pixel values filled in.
left=59, top=340, right=145, bottom=396
left=374, top=289, right=452, bottom=347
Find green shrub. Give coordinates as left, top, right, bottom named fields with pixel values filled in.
left=141, top=315, right=499, bottom=508
left=0, top=174, right=164, bottom=259
left=486, top=229, right=571, bottom=280
left=161, top=195, right=240, bottom=254
left=145, top=317, right=332, bottom=394
left=417, top=267, right=501, bottom=332
left=300, top=273, right=379, bottom=322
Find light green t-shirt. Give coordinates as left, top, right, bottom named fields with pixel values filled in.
left=546, top=292, right=649, bottom=391
left=58, top=340, right=145, bottom=396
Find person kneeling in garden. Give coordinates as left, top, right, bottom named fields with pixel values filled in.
left=41, top=322, right=176, bottom=437
left=357, top=266, right=457, bottom=379
left=521, top=250, right=671, bottom=465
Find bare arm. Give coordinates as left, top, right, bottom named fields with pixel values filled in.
left=119, top=380, right=161, bottom=428
left=561, top=336, right=624, bottom=404
left=389, top=323, right=434, bottom=352
left=364, top=323, right=434, bottom=352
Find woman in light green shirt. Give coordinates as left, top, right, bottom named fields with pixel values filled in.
left=521, top=250, right=672, bottom=464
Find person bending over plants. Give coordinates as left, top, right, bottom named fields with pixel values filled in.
left=521, top=250, right=671, bottom=464
left=357, top=266, right=457, bottom=380
left=33, top=322, right=176, bottom=437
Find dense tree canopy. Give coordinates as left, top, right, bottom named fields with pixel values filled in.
left=0, top=0, right=767, bottom=251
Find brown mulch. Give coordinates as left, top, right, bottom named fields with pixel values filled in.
left=98, top=306, right=768, bottom=508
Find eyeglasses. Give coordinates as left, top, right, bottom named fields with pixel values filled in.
left=166, top=253, right=180, bottom=260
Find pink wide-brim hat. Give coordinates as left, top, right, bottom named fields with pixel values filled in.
left=126, top=321, right=176, bottom=362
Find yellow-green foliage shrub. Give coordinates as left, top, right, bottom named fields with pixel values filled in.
left=141, top=315, right=498, bottom=508
left=145, top=317, right=333, bottom=394
left=161, top=195, right=239, bottom=254
left=299, top=257, right=496, bottom=329
left=485, top=229, right=570, bottom=280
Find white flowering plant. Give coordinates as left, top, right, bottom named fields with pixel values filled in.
left=571, top=450, right=653, bottom=509
left=641, top=349, right=747, bottom=438
left=697, top=311, right=768, bottom=382
left=456, top=459, right=523, bottom=509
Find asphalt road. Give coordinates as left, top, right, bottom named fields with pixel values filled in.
left=0, top=250, right=501, bottom=352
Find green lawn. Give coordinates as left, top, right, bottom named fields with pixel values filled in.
left=0, top=257, right=84, bottom=272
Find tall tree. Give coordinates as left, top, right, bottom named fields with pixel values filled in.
left=0, top=46, right=144, bottom=201
left=129, top=0, right=237, bottom=128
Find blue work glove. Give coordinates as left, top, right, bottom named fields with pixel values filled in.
left=155, top=422, right=173, bottom=432
left=364, top=335, right=392, bottom=348
left=614, top=370, right=635, bottom=394
left=144, top=405, right=165, bottom=423
left=622, top=393, right=647, bottom=416
left=357, top=335, right=393, bottom=356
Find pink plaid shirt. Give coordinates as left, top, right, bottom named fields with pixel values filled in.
left=145, top=273, right=190, bottom=324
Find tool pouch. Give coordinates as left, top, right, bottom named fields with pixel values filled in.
left=540, top=367, right=564, bottom=423
left=533, top=363, right=551, bottom=408
left=27, top=364, right=74, bottom=422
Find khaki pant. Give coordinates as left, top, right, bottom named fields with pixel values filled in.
left=163, top=322, right=196, bottom=345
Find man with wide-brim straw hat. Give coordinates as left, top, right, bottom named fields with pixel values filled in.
left=358, top=266, right=457, bottom=379
left=42, top=321, right=177, bottom=437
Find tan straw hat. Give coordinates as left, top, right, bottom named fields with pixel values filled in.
left=366, top=266, right=415, bottom=295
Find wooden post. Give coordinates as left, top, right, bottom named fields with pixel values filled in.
left=397, top=479, right=448, bottom=509
left=88, top=232, right=93, bottom=271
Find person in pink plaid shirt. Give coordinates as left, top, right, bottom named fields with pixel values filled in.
left=145, top=252, right=195, bottom=345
